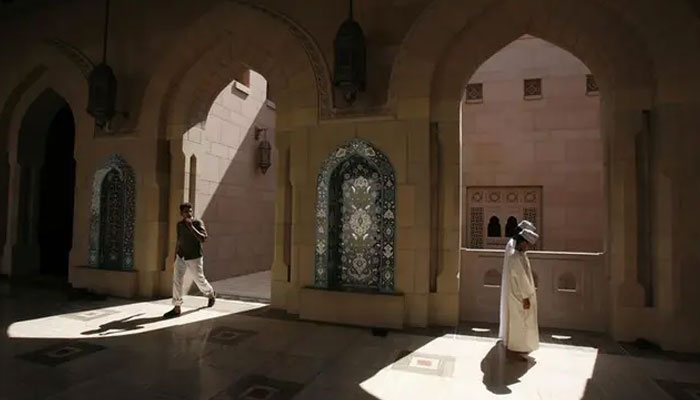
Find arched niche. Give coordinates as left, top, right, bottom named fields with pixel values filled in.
left=483, top=269, right=501, bottom=287
left=314, top=138, right=396, bottom=293
left=557, top=271, right=578, bottom=292
left=88, top=155, right=136, bottom=270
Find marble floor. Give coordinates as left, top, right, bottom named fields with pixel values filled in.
left=212, top=271, right=271, bottom=303
left=1, top=282, right=700, bottom=400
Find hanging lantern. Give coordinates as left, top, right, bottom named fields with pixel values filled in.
left=334, top=0, right=366, bottom=104
left=255, top=127, right=272, bottom=174
left=87, top=62, right=117, bottom=128
left=87, top=0, right=118, bottom=129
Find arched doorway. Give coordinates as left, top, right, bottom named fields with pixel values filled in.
left=459, top=35, right=607, bottom=331
left=13, top=89, right=76, bottom=280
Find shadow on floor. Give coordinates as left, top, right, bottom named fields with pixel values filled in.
left=480, top=341, right=535, bottom=394
left=81, top=307, right=206, bottom=336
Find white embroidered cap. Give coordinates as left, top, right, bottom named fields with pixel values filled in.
left=520, top=228, right=539, bottom=244
left=518, top=220, right=537, bottom=232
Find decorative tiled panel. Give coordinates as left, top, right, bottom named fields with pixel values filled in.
left=314, top=139, right=395, bottom=293
left=88, top=155, right=136, bottom=270
left=466, top=187, right=542, bottom=249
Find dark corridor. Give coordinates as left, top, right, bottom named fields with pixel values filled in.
left=37, top=106, right=76, bottom=278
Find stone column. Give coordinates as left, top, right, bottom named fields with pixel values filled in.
left=608, top=105, right=645, bottom=308
left=271, top=132, right=292, bottom=309
left=11, top=164, right=42, bottom=276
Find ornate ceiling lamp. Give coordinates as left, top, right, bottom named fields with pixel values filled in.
left=333, top=0, right=366, bottom=104
left=86, top=0, right=117, bottom=130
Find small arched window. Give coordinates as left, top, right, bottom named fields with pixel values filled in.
left=505, top=216, right=518, bottom=238
left=487, top=216, right=501, bottom=237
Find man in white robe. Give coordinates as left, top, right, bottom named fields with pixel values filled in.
left=500, top=228, right=540, bottom=361
left=498, top=220, right=536, bottom=340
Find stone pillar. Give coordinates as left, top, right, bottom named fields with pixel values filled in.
left=159, top=138, right=186, bottom=296
left=271, top=132, right=291, bottom=309
left=635, top=110, right=653, bottom=306
left=11, top=164, right=41, bottom=276
left=608, top=105, right=645, bottom=308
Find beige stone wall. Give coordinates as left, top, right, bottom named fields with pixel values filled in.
left=460, top=249, right=607, bottom=331
left=463, top=36, right=603, bottom=252
left=182, top=71, right=276, bottom=282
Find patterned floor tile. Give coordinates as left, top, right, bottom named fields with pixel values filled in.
left=206, top=327, right=257, bottom=346
left=656, top=380, right=700, bottom=400
left=61, top=308, right=120, bottom=322
left=392, top=350, right=456, bottom=377
left=16, top=341, right=105, bottom=366
left=211, top=375, right=304, bottom=400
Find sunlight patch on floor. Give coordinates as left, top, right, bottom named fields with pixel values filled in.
left=359, top=333, right=599, bottom=400
left=6, top=296, right=266, bottom=339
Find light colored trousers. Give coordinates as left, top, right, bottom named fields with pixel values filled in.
left=172, top=255, right=214, bottom=306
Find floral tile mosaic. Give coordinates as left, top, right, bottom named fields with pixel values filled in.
left=88, top=154, right=135, bottom=271
left=314, top=138, right=395, bottom=293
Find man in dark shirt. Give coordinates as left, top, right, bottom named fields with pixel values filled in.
left=163, top=202, right=216, bottom=318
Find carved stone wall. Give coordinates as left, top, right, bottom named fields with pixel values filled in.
left=466, top=186, right=542, bottom=250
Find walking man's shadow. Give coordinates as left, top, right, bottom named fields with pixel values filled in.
left=481, top=341, right=536, bottom=394
left=81, top=308, right=205, bottom=336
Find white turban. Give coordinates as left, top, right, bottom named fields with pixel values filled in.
left=520, top=228, right=539, bottom=244
left=518, top=220, right=537, bottom=232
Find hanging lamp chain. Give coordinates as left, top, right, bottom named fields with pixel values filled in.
left=102, top=0, right=110, bottom=63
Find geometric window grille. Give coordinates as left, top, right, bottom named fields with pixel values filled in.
left=466, top=83, right=483, bottom=104
left=314, top=138, right=396, bottom=293
left=524, top=78, right=542, bottom=99
left=586, top=74, right=599, bottom=96
left=88, top=155, right=136, bottom=270
left=466, top=187, right=542, bottom=250
left=469, top=207, right=484, bottom=248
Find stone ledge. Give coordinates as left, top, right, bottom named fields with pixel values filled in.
left=69, top=266, right=138, bottom=298
left=299, top=287, right=404, bottom=329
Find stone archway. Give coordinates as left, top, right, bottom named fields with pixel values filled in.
left=134, top=1, right=327, bottom=296
left=387, top=0, right=662, bottom=332
left=12, top=89, right=77, bottom=279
